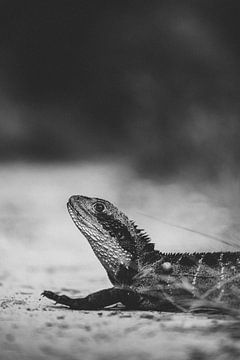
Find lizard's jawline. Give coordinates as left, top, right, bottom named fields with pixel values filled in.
left=67, top=202, right=89, bottom=230
left=67, top=202, right=104, bottom=234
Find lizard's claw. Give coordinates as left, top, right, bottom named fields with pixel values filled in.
left=41, top=290, right=59, bottom=301
left=41, top=290, right=72, bottom=307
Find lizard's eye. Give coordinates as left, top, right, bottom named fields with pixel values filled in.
left=93, top=202, right=105, bottom=213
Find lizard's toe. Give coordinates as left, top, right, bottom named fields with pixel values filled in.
left=41, top=291, right=71, bottom=306
left=41, top=290, right=58, bottom=300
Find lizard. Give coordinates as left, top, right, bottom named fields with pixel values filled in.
left=42, top=195, right=240, bottom=313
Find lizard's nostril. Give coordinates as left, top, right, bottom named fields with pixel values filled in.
left=69, top=195, right=80, bottom=205
left=75, top=195, right=83, bottom=202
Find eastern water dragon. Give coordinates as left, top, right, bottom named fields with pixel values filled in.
left=42, top=195, right=240, bottom=313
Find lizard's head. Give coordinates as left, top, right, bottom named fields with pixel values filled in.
left=67, top=195, right=139, bottom=284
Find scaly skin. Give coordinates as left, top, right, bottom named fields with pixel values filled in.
left=42, top=195, right=240, bottom=313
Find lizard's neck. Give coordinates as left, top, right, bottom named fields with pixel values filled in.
left=131, top=221, right=163, bottom=266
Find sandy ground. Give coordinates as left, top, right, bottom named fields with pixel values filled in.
left=1, top=162, right=240, bottom=360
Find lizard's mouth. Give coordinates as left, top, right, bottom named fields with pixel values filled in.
left=67, top=201, right=88, bottom=227
left=67, top=201, right=105, bottom=234
left=67, top=199, right=88, bottom=219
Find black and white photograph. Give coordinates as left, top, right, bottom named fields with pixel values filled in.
left=1, top=1, right=240, bottom=359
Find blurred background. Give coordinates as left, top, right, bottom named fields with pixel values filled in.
left=0, top=0, right=239, bottom=178
left=1, top=0, right=240, bottom=292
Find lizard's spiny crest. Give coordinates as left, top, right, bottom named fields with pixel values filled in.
left=130, top=221, right=161, bottom=265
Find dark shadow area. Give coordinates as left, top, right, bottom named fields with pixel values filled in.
left=0, top=0, right=239, bottom=179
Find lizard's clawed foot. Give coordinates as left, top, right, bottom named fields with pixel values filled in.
left=41, top=290, right=72, bottom=307
left=42, top=290, right=58, bottom=301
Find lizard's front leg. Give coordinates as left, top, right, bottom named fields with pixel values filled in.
left=42, top=288, right=141, bottom=310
